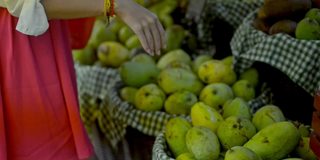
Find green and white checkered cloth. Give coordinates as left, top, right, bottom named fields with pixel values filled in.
left=75, top=64, right=126, bottom=148
left=230, top=9, right=320, bottom=95
left=197, top=0, right=263, bottom=49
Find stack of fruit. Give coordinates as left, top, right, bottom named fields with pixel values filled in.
left=163, top=104, right=316, bottom=160
left=253, top=0, right=320, bottom=40
left=72, top=0, right=195, bottom=66
left=118, top=49, right=262, bottom=116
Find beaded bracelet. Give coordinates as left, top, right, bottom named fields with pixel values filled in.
left=104, top=0, right=115, bottom=21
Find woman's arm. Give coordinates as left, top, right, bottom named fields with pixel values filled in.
left=5, top=0, right=165, bottom=55
left=42, top=0, right=105, bottom=19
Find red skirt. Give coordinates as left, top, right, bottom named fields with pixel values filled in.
left=0, top=8, right=93, bottom=160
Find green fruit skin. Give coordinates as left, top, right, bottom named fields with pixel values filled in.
left=295, top=137, right=317, bottom=160
left=244, top=122, right=301, bottom=160
left=298, top=124, right=311, bottom=137
left=165, top=25, right=186, bottom=52
left=240, top=68, right=259, bottom=87
left=186, top=127, right=220, bottom=160
left=217, top=116, right=256, bottom=149
left=157, top=49, right=191, bottom=70
left=158, top=68, right=203, bottom=95
left=282, top=158, right=303, bottom=160
left=164, top=61, right=192, bottom=71
left=192, top=55, right=212, bottom=73
left=159, top=14, right=174, bottom=29
left=222, top=56, right=234, bottom=66
left=134, top=83, right=165, bottom=111
left=97, top=42, right=130, bottom=67
left=223, top=97, right=252, bottom=120
left=87, top=20, right=117, bottom=49
left=120, top=62, right=160, bottom=87
left=164, top=91, right=198, bottom=115
left=232, top=80, right=255, bottom=101
left=305, top=8, right=320, bottom=23
left=252, top=105, right=286, bottom=131
left=120, top=87, right=138, bottom=104
left=165, top=117, right=192, bottom=158
left=72, top=46, right=97, bottom=65
left=295, top=17, right=320, bottom=40
left=131, top=53, right=156, bottom=65
left=108, top=18, right=125, bottom=34
left=118, top=26, right=135, bottom=44
left=199, top=83, right=234, bottom=110
left=224, top=146, right=262, bottom=160
left=176, top=152, right=196, bottom=160
left=191, top=102, right=223, bottom=133
left=198, top=60, right=237, bottom=85
left=125, top=35, right=141, bottom=50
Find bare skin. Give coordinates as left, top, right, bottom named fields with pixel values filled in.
left=41, top=0, right=165, bottom=55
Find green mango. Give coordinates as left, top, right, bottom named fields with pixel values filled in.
left=120, top=61, right=160, bottom=87
left=165, top=117, right=192, bottom=158
left=252, top=105, right=286, bottom=131
left=120, top=87, right=138, bottom=104
left=72, top=46, right=97, bottom=65
left=134, top=83, right=165, bottom=111
left=88, top=20, right=117, bottom=49
left=295, top=17, right=320, bottom=40
left=158, top=68, right=203, bottom=95
left=199, top=83, right=234, bottom=110
left=240, top=68, right=259, bottom=87
left=191, top=102, right=223, bottom=133
left=192, top=55, right=212, bottom=73
left=222, top=56, right=234, bottom=66
left=131, top=53, right=155, bottom=65
left=108, top=17, right=125, bottom=34
left=159, top=14, right=174, bottom=29
left=164, top=61, right=192, bottom=71
left=298, top=124, right=311, bottom=137
left=225, top=146, right=262, bottom=160
left=176, top=152, right=196, bottom=160
left=97, top=42, right=130, bottom=67
left=305, top=8, right=320, bottom=23
left=223, top=97, right=252, bottom=120
left=157, top=49, right=191, bottom=70
left=164, top=90, right=198, bottom=115
left=118, top=26, right=135, bottom=44
left=198, top=60, right=237, bottom=85
left=165, top=25, right=186, bottom=52
left=186, top=126, right=220, bottom=160
left=125, top=35, right=141, bottom=50
left=295, top=137, right=317, bottom=160
left=217, top=116, right=256, bottom=149
left=232, top=80, right=255, bottom=101
left=244, top=122, right=300, bottom=160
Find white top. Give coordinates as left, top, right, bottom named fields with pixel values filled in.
left=0, top=0, right=49, bottom=36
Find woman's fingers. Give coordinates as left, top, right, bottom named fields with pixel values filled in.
left=155, top=18, right=166, bottom=50
left=148, top=16, right=162, bottom=55
left=142, top=21, right=155, bottom=55
left=132, top=24, right=151, bottom=55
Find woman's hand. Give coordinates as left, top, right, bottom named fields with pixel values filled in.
left=115, top=0, right=166, bottom=56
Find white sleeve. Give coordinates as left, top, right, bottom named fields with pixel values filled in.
left=4, top=0, right=49, bottom=36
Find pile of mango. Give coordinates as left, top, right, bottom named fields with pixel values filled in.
left=165, top=105, right=316, bottom=160
left=72, top=0, right=195, bottom=66
left=253, top=0, right=320, bottom=40
left=119, top=50, right=261, bottom=115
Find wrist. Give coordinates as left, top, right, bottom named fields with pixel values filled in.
left=114, top=0, right=134, bottom=15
